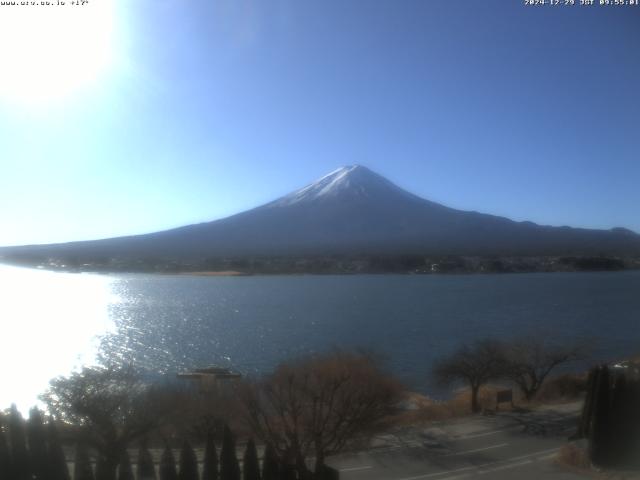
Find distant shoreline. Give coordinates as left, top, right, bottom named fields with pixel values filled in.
left=1, top=258, right=639, bottom=277
left=178, top=270, right=250, bottom=277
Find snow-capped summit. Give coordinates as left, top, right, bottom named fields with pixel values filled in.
left=270, top=165, right=415, bottom=207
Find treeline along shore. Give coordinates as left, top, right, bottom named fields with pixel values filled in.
left=1, top=253, right=639, bottom=275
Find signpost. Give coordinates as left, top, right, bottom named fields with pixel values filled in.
left=496, top=389, right=514, bottom=410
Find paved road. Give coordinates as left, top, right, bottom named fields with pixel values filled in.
left=328, top=403, right=589, bottom=480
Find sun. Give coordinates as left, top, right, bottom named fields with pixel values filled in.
left=0, top=0, right=115, bottom=105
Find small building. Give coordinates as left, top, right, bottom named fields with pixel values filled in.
left=177, top=366, right=242, bottom=393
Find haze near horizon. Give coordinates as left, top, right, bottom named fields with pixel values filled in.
left=1, top=0, right=639, bottom=247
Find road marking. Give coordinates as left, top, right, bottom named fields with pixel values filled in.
left=454, top=426, right=520, bottom=440
left=393, top=447, right=560, bottom=480
left=533, top=453, right=557, bottom=462
left=339, top=465, right=373, bottom=472
left=371, top=441, right=426, bottom=453
left=444, top=443, right=508, bottom=456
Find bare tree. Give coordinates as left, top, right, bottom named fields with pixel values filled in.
left=503, top=336, right=588, bottom=401
left=433, top=339, right=505, bottom=413
left=241, top=351, right=402, bottom=478
left=41, top=365, right=171, bottom=480
left=151, top=380, right=238, bottom=443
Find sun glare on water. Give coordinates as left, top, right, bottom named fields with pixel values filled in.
left=0, top=0, right=115, bottom=105
left=0, top=266, right=118, bottom=413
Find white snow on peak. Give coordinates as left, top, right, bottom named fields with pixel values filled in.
left=271, top=165, right=377, bottom=207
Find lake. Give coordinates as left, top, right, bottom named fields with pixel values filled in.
left=2, top=265, right=639, bottom=411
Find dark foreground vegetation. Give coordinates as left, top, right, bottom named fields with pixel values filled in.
left=6, top=337, right=640, bottom=479
left=1, top=351, right=401, bottom=480
left=574, top=362, right=640, bottom=469
left=1, top=253, right=638, bottom=275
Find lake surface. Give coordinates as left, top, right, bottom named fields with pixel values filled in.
left=2, top=265, right=640, bottom=410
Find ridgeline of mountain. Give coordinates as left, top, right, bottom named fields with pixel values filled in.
left=2, top=165, right=640, bottom=272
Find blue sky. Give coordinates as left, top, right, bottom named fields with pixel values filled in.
left=0, top=0, right=639, bottom=247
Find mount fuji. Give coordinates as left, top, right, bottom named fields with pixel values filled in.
left=2, top=165, right=640, bottom=265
